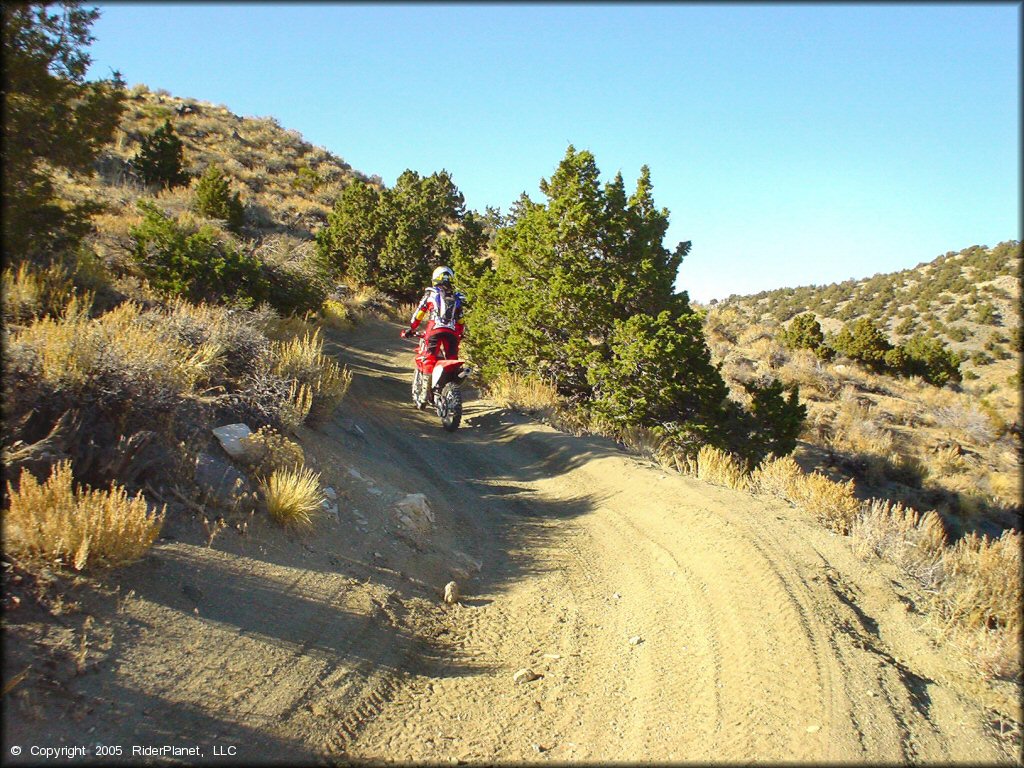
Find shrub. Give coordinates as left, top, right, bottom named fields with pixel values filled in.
left=4, top=461, right=164, bottom=570
left=829, top=318, right=891, bottom=371
left=134, top=119, right=189, bottom=188
left=694, top=445, right=749, bottom=491
left=270, top=329, right=352, bottom=423
left=130, top=201, right=270, bottom=306
left=900, top=334, right=961, bottom=386
left=488, top=372, right=560, bottom=415
left=261, top=465, right=324, bottom=529
left=193, top=165, right=245, bottom=233
left=238, top=425, right=304, bottom=479
left=780, top=312, right=827, bottom=356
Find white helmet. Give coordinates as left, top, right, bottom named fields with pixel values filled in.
left=432, top=265, right=454, bottom=285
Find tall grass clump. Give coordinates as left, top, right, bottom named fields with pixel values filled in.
left=261, top=465, right=324, bottom=529
left=5, top=462, right=164, bottom=570
left=693, top=445, right=750, bottom=491
left=751, top=455, right=860, bottom=533
left=270, top=329, right=352, bottom=422
left=487, top=372, right=560, bottom=416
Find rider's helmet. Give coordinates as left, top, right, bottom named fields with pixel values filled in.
left=432, top=265, right=454, bottom=286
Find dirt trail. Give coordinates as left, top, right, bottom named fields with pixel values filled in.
left=4, top=318, right=1018, bottom=764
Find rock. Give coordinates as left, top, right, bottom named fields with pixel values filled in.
left=629, top=635, right=643, bottom=646
left=806, top=725, right=820, bottom=733
left=443, top=581, right=460, bottom=604
left=211, top=423, right=254, bottom=460
left=194, top=452, right=253, bottom=506
left=612, top=592, right=621, bottom=599
left=323, top=486, right=337, bottom=501
left=394, top=493, right=435, bottom=535
left=513, top=668, right=539, bottom=685
left=543, top=654, right=561, bottom=660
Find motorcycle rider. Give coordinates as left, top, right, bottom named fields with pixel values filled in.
left=401, top=266, right=466, bottom=403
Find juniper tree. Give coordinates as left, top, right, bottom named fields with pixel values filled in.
left=134, top=119, right=189, bottom=188
left=2, top=2, right=126, bottom=260
left=193, top=165, right=244, bottom=233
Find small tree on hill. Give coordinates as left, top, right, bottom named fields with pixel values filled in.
left=134, top=119, right=188, bottom=188
left=829, top=317, right=891, bottom=371
left=781, top=312, right=832, bottom=360
left=193, top=166, right=244, bottom=233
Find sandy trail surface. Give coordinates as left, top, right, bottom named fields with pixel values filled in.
left=3, top=319, right=1018, bottom=764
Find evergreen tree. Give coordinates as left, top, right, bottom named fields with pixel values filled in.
left=829, top=317, right=892, bottom=371
left=1, top=2, right=126, bottom=260
left=193, top=165, right=244, bottom=233
left=134, top=119, right=189, bottom=188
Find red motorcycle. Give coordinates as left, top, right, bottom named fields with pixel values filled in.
left=405, top=331, right=470, bottom=431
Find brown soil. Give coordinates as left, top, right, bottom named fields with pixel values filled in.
left=3, top=318, right=1020, bottom=764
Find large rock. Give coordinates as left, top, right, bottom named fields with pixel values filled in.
left=195, top=452, right=253, bottom=508
left=212, top=423, right=254, bottom=461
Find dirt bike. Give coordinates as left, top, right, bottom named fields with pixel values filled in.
left=404, top=330, right=470, bottom=432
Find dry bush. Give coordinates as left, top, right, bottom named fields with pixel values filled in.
left=792, top=472, right=861, bottom=533
left=752, top=455, right=860, bottom=533
left=270, top=329, right=351, bottom=423
left=238, top=425, right=304, bottom=479
left=278, top=381, right=314, bottom=432
left=850, top=499, right=946, bottom=587
left=2, top=261, right=80, bottom=325
left=5, top=461, right=164, bottom=570
left=750, top=454, right=803, bottom=497
left=931, top=402, right=996, bottom=444
left=261, top=465, right=324, bottom=530
left=319, top=298, right=352, bottom=330
left=695, top=445, right=749, bottom=491
left=156, top=298, right=270, bottom=379
left=487, top=372, right=560, bottom=415
left=937, top=528, right=1019, bottom=638
left=778, top=350, right=840, bottom=399
left=6, top=298, right=203, bottom=400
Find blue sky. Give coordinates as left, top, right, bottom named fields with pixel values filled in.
left=87, top=3, right=1019, bottom=303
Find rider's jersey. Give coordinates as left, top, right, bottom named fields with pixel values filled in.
left=410, top=286, right=465, bottom=337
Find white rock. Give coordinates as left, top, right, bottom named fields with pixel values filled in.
left=629, top=636, right=643, bottom=646
left=513, top=668, right=539, bottom=684
left=323, top=486, right=337, bottom=501
left=806, top=725, right=821, bottom=734
left=443, top=581, right=460, bottom=604
left=394, top=493, right=435, bottom=536
left=212, top=423, right=253, bottom=460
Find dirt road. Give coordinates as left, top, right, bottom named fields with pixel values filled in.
left=4, top=319, right=1018, bottom=764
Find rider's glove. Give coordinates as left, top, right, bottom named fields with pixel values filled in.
left=400, top=328, right=412, bottom=339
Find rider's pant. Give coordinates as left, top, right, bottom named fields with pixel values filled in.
left=417, top=330, right=459, bottom=376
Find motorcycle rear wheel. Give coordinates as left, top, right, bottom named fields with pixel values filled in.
left=440, top=383, right=462, bottom=432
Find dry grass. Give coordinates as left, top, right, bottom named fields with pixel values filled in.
left=4, top=461, right=164, bottom=570
left=850, top=499, right=946, bottom=584
left=2, top=261, right=81, bottom=325
left=487, top=372, right=560, bottom=415
left=751, top=455, right=860, bottom=533
left=239, top=426, right=304, bottom=479
left=693, top=445, right=750, bottom=491
left=6, top=298, right=205, bottom=397
left=319, top=298, right=353, bottom=329
left=270, top=329, right=352, bottom=423
left=261, top=465, right=324, bottom=529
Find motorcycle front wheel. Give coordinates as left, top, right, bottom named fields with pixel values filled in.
left=439, top=383, right=462, bottom=432
left=412, top=369, right=428, bottom=410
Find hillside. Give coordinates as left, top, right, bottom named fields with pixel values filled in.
left=699, top=242, right=1021, bottom=539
